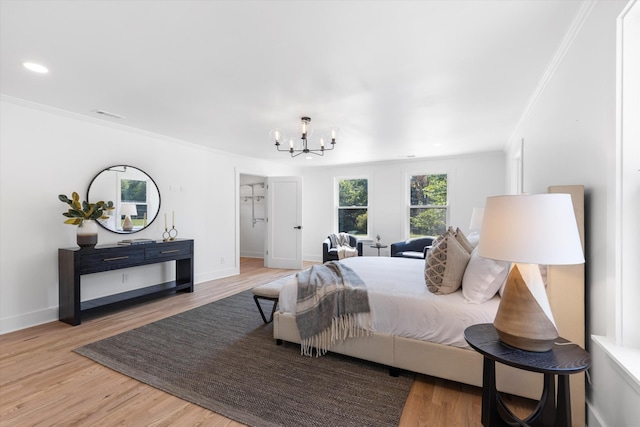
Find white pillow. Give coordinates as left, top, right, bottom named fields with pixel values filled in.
left=462, top=247, right=510, bottom=303
left=466, top=232, right=480, bottom=248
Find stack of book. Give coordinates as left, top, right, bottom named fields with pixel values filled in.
left=118, top=238, right=156, bottom=246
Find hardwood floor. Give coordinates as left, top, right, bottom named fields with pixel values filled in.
left=0, top=258, right=535, bottom=426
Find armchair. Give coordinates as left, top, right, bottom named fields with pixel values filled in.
left=390, top=236, right=436, bottom=259
left=322, top=234, right=363, bottom=263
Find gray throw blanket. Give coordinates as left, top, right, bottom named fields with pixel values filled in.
left=329, top=233, right=358, bottom=259
left=295, top=261, right=370, bottom=357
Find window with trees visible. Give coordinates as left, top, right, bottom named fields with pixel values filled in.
left=121, top=179, right=148, bottom=227
left=409, top=174, right=448, bottom=237
left=337, top=178, right=368, bottom=237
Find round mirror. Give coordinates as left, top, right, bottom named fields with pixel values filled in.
left=87, top=165, right=161, bottom=234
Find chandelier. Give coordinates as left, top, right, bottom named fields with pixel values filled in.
left=273, top=117, right=337, bottom=158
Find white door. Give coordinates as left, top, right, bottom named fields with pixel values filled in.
left=265, top=176, right=303, bottom=269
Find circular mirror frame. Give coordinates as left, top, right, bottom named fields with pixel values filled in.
left=87, top=165, right=162, bottom=234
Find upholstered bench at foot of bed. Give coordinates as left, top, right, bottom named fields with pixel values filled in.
left=252, top=276, right=292, bottom=324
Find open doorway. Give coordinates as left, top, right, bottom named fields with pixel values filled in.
left=239, top=174, right=266, bottom=271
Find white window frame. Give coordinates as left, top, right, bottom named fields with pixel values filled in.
left=613, top=0, right=640, bottom=349
left=334, top=175, right=370, bottom=238
left=405, top=172, right=449, bottom=239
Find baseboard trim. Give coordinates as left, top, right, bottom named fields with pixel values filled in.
left=1, top=268, right=240, bottom=335
left=0, top=307, right=59, bottom=335
left=586, top=400, right=605, bottom=427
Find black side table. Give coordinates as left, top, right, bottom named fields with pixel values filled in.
left=464, top=323, right=591, bottom=427
left=370, top=244, right=388, bottom=256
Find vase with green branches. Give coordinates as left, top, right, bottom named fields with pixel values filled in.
left=58, top=192, right=114, bottom=247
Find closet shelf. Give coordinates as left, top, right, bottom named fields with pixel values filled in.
left=241, top=183, right=265, bottom=228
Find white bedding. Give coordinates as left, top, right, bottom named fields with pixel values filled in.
left=279, top=256, right=500, bottom=349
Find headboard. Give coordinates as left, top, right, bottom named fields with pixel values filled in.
left=548, top=185, right=586, bottom=426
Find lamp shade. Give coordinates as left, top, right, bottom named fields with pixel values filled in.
left=478, top=194, right=584, bottom=265
left=469, top=207, right=485, bottom=231
left=120, top=203, right=138, bottom=217
left=479, top=193, right=584, bottom=351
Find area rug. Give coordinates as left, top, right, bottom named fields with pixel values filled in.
left=75, top=291, right=414, bottom=427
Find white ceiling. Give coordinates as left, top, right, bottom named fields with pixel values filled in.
left=0, top=0, right=583, bottom=166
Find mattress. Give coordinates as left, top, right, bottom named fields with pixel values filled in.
left=279, top=256, right=500, bottom=349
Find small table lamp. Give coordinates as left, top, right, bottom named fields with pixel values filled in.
left=120, top=203, right=138, bottom=232
left=478, top=194, right=584, bottom=352
left=467, top=207, right=485, bottom=246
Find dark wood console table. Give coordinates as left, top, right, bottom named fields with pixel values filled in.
left=58, top=239, right=194, bottom=325
left=464, top=323, right=591, bottom=427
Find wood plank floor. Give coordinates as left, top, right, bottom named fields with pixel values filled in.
left=0, top=257, right=535, bottom=426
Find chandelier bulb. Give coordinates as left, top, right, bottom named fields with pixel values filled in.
left=273, top=116, right=336, bottom=158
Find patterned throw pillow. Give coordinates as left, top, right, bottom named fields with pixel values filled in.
left=425, top=232, right=472, bottom=294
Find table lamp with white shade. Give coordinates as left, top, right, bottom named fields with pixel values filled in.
left=478, top=194, right=584, bottom=352
left=120, top=203, right=138, bottom=232
left=467, top=207, right=485, bottom=246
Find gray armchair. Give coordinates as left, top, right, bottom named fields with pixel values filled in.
left=390, top=236, right=436, bottom=259
left=322, top=234, right=363, bottom=263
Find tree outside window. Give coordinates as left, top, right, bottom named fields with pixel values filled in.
left=409, top=174, right=448, bottom=237
left=338, top=178, right=368, bottom=236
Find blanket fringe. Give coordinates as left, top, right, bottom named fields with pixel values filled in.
left=300, top=313, right=371, bottom=357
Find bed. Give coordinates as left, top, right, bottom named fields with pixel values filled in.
left=272, top=185, right=586, bottom=425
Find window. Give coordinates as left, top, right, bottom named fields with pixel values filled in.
left=120, top=178, right=148, bottom=228
left=409, top=174, right=448, bottom=237
left=337, top=178, right=368, bottom=236
left=616, top=0, right=640, bottom=348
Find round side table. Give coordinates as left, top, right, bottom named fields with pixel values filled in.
left=370, top=244, right=388, bottom=256
left=464, top=323, right=591, bottom=427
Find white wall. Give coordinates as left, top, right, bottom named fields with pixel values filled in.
left=503, top=1, right=638, bottom=425
left=507, top=0, right=620, bottom=339
left=0, top=97, right=504, bottom=332
left=300, top=152, right=505, bottom=261
left=0, top=97, right=297, bottom=334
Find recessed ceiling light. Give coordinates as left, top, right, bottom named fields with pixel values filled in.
left=305, top=156, right=314, bottom=160
left=23, top=62, right=49, bottom=73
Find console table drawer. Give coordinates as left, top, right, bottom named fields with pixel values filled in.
left=79, top=250, right=145, bottom=272
left=145, top=243, right=191, bottom=260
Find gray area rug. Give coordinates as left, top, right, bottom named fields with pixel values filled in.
left=75, top=291, right=414, bottom=427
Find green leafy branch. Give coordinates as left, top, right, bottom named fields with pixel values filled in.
left=58, top=192, right=114, bottom=225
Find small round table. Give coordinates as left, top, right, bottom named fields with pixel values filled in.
left=370, top=244, right=388, bottom=256
left=464, top=323, right=591, bottom=427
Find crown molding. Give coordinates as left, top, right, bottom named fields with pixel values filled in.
left=0, top=94, right=237, bottom=157
left=507, top=0, right=598, bottom=149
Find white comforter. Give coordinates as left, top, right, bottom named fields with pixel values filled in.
left=279, top=256, right=500, bottom=349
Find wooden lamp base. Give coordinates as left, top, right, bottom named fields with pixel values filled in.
left=493, top=263, right=558, bottom=352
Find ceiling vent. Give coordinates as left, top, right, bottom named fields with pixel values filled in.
left=92, top=109, right=126, bottom=119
